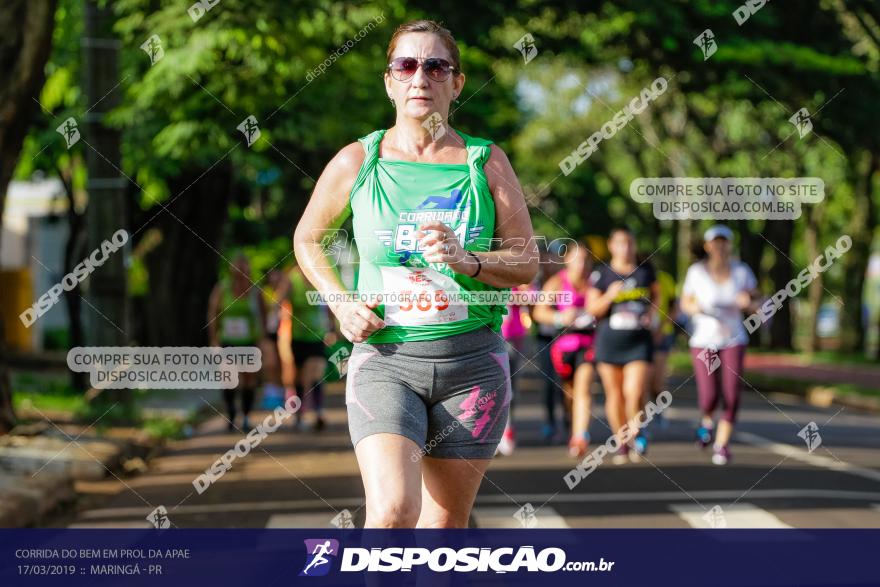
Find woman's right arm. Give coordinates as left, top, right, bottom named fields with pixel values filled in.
left=679, top=265, right=701, bottom=316
left=532, top=274, right=565, bottom=326
left=586, top=269, right=623, bottom=319
left=293, top=143, right=385, bottom=343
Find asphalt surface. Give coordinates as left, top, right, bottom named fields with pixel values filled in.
left=50, top=356, right=880, bottom=530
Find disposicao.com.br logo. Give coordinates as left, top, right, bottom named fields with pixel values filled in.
left=300, top=539, right=339, bottom=577
left=299, top=539, right=614, bottom=575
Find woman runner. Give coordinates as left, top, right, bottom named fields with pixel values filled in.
left=294, top=20, right=537, bottom=527
left=588, top=227, right=658, bottom=463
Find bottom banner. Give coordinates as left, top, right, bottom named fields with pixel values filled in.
left=1, top=529, right=877, bottom=586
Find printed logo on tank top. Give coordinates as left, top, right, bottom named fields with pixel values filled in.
left=610, top=276, right=651, bottom=330
left=373, top=188, right=484, bottom=267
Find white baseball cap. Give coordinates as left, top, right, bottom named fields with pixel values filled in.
left=703, top=224, right=734, bottom=242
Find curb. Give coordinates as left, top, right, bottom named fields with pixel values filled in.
left=0, top=471, right=75, bottom=527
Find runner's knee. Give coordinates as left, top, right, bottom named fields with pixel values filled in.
left=368, top=498, right=420, bottom=528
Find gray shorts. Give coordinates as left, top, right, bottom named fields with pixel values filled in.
left=346, top=326, right=511, bottom=459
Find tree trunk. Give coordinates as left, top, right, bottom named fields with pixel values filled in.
left=140, top=163, right=235, bottom=346
left=737, top=220, right=766, bottom=346
left=0, top=0, right=58, bottom=433
left=57, top=163, right=87, bottom=390
left=736, top=220, right=765, bottom=279
left=765, top=220, right=795, bottom=349
left=840, top=151, right=877, bottom=353
left=803, top=204, right=823, bottom=353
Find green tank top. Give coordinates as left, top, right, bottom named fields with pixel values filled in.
left=349, top=128, right=508, bottom=343
left=290, top=268, right=325, bottom=342
left=219, top=282, right=260, bottom=346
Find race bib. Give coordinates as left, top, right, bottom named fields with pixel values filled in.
left=380, top=266, right=468, bottom=327
left=222, top=317, right=250, bottom=340
left=609, top=311, right=640, bottom=330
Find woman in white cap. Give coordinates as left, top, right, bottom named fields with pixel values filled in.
left=680, top=225, right=761, bottom=465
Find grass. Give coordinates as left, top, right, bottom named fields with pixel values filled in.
left=13, top=391, right=87, bottom=415
left=142, top=418, right=190, bottom=440
left=10, top=371, right=202, bottom=440
left=668, top=350, right=694, bottom=374
left=12, top=371, right=88, bottom=416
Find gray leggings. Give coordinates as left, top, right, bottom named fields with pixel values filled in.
left=346, top=326, right=511, bottom=459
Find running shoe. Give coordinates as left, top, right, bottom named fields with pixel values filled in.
left=314, top=415, right=326, bottom=432
left=541, top=423, right=556, bottom=444
left=711, top=445, right=731, bottom=466
left=633, top=433, right=648, bottom=457
left=695, top=425, right=713, bottom=448
left=568, top=431, right=590, bottom=458
left=497, top=425, right=516, bottom=456
left=241, top=416, right=252, bottom=433
left=611, top=445, right=629, bottom=465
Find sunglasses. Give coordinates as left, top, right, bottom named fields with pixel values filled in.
left=386, top=57, right=458, bottom=82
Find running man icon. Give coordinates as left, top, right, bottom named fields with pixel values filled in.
left=299, top=539, right=340, bottom=577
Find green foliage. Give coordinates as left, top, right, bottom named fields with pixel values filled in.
left=14, top=0, right=880, bottom=351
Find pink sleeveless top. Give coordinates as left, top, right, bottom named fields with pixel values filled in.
left=554, top=270, right=594, bottom=352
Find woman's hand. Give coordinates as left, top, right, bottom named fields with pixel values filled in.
left=334, top=298, right=385, bottom=343
left=559, top=307, right=579, bottom=327
left=415, top=221, right=473, bottom=275
left=605, top=280, right=625, bottom=301
left=735, top=290, right=752, bottom=311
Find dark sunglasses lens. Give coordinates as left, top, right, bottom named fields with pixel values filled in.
left=424, top=58, right=451, bottom=80
left=391, top=58, right=418, bottom=78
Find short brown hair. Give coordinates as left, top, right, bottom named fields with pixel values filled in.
left=386, top=20, right=461, bottom=74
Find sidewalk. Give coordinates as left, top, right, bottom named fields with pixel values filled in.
left=744, top=353, right=880, bottom=390
left=53, top=382, right=363, bottom=529
left=0, top=390, right=208, bottom=527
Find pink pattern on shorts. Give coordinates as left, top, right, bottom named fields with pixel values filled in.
left=456, top=352, right=512, bottom=441
left=456, top=386, right=498, bottom=439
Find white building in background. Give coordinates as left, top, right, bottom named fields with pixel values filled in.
left=1, top=177, right=76, bottom=350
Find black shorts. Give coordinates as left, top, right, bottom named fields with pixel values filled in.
left=594, top=326, right=653, bottom=365
left=550, top=344, right=595, bottom=380
left=291, top=339, right=325, bottom=369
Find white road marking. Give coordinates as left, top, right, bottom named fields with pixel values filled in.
left=67, top=521, right=152, bottom=528
left=472, top=506, right=569, bottom=528
left=76, top=489, right=880, bottom=520
left=264, top=513, right=342, bottom=528
left=737, top=431, right=880, bottom=485
left=671, top=503, right=792, bottom=528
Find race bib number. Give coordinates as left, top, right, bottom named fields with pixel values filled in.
left=609, top=311, right=640, bottom=330
left=222, top=317, right=250, bottom=340
left=381, top=266, right=468, bottom=327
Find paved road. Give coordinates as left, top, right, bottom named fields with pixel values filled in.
left=52, top=369, right=880, bottom=530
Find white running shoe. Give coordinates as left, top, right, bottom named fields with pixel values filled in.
left=711, top=445, right=731, bottom=465
left=496, top=425, right=516, bottom=456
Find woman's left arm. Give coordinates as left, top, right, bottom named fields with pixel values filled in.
left=418, top=145, right=538, bottom=287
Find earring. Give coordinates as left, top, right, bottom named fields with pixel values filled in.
left=389, top=95, right=395, bottom=106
